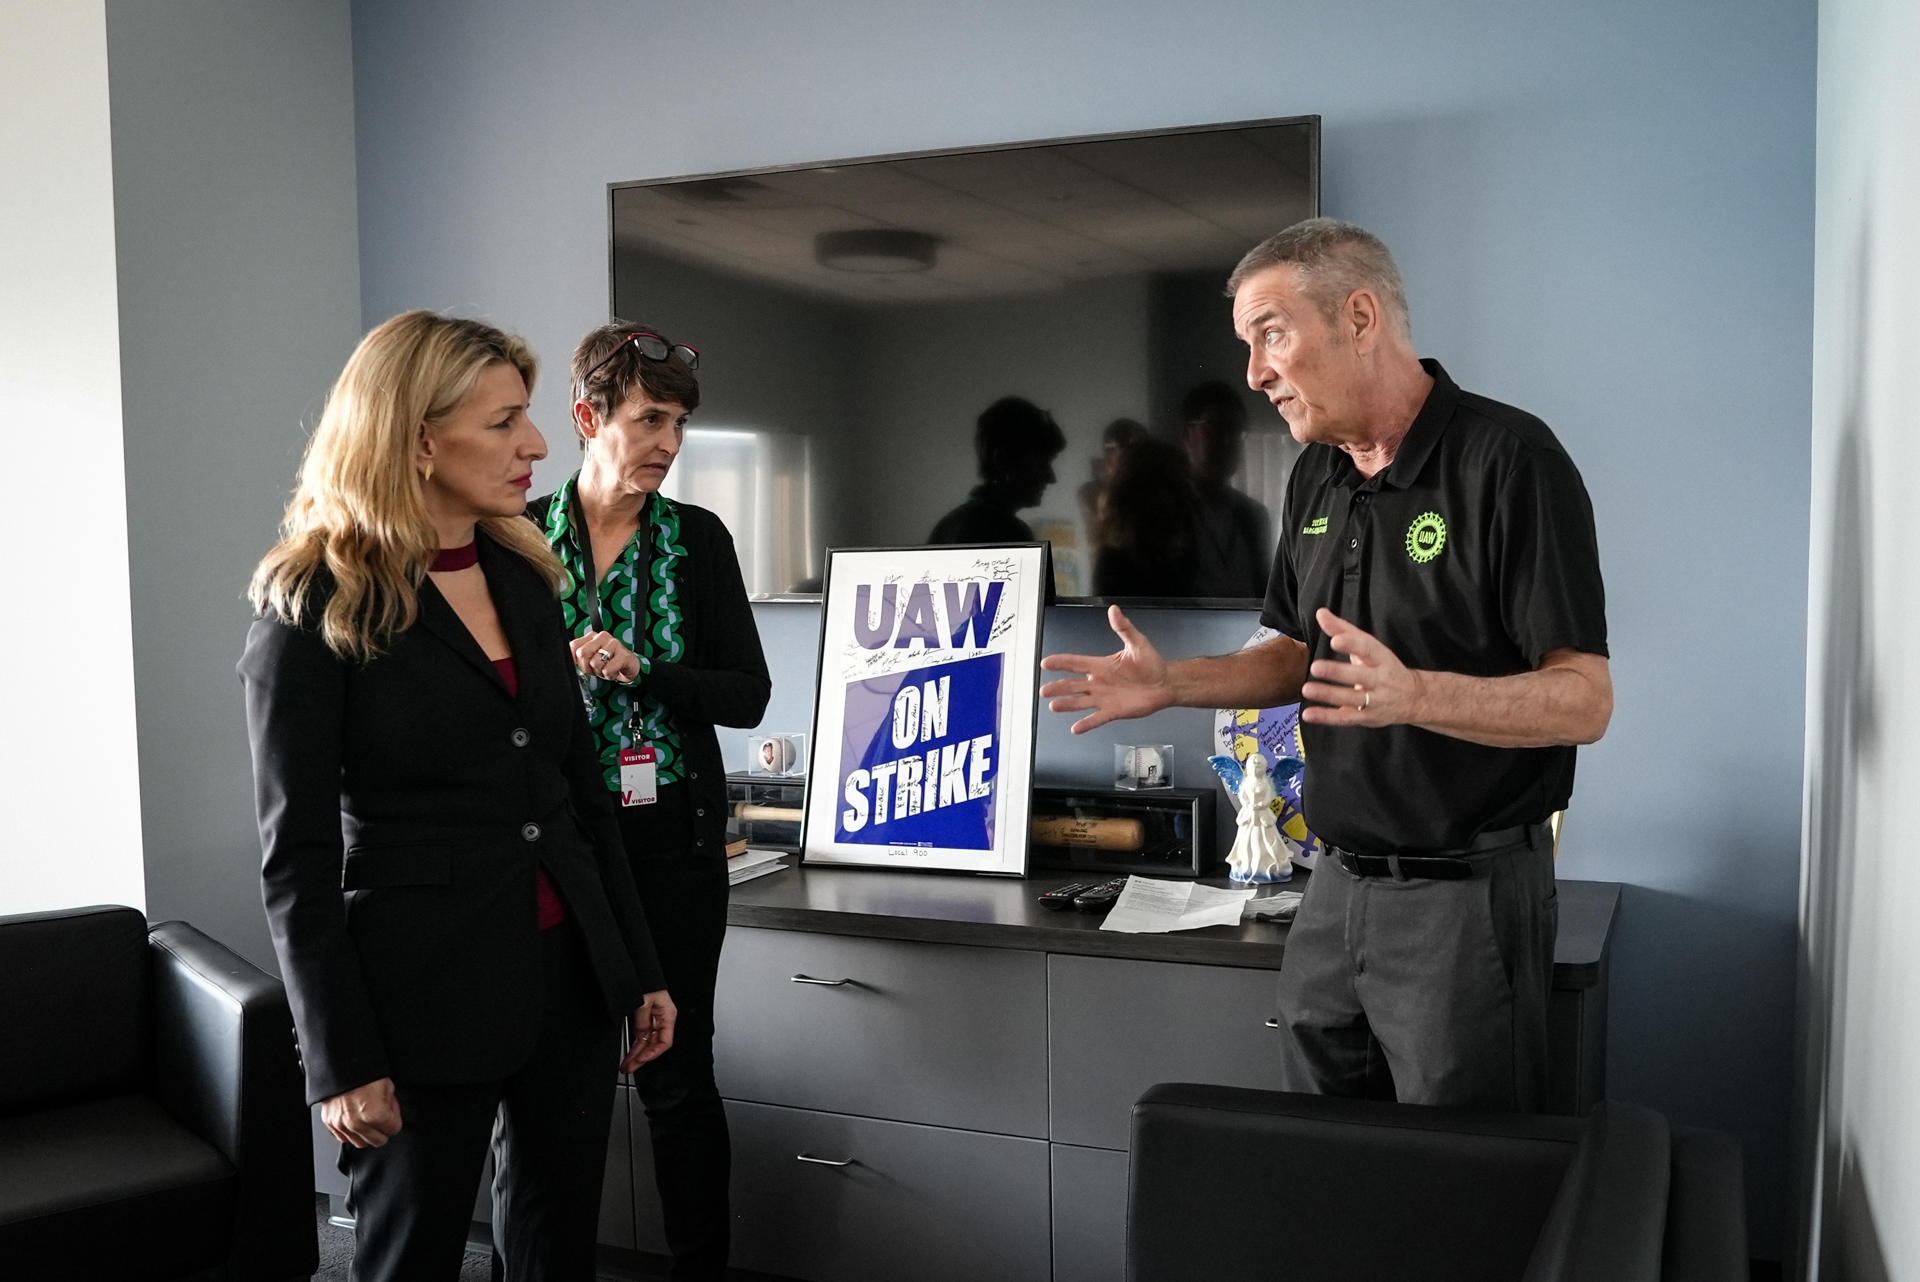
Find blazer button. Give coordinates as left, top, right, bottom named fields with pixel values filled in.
left=696, top=808, right=706, bottom=818
left=511, top=728, right=530, bottom=747
left=521, top=822, right=541, bottom=842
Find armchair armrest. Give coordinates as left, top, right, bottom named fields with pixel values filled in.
left=149, top=921, right=316, bottom=1281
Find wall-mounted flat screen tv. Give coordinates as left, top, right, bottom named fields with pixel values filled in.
left=609, top=114, right=1319, bottom=604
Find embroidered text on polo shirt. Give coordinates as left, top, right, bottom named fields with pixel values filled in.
left=1301, top=516, right=1329, bottom=536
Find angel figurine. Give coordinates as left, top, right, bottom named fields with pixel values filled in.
left=1206, top=752, right=1296, bottom=884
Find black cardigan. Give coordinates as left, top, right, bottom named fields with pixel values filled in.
left=530, top=493, right=772, bottom=854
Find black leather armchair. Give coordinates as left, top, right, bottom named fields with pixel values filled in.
left=1128, top=1084, right=1746, bottom=1282
left=0, top=905, right=316, bottom=1281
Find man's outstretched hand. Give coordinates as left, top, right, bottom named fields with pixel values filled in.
left=1299, top=607, right=1420, bottom=727
left=1039, top=606, right=1170, bottom=735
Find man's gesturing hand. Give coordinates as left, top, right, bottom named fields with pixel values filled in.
left=322, top=1077, right=403, bottom=1149
left=1039, top=606, right=1170, bottom=735
left=1299, top=607, right=1422, bottom=727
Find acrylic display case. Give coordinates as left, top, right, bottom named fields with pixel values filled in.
left=1028, top=784, right=1216, bottom=878
left=727, top=772, right=806, bottom=854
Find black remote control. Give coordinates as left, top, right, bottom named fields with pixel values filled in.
left=1037, top=881, right=1098, bottom=911
left=1070, top=876, right=1131, bottom=913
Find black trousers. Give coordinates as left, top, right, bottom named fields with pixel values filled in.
left=1274, top=836, right=1558, bottom=1110
left=339, top=923, right=621, bottom=1282
left=619, top=798, right=733, bottom=1281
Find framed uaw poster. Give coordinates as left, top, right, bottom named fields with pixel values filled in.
left=803, top=544, right=1047, bottom=875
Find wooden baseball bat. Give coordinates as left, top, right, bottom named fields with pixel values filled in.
left=734, top=803, right=804, bottom=823
left=1029, top=815, right=1146, bottom=851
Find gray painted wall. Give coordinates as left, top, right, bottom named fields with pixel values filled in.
left=108, top=0, right=362, bottom=971
left=343, top=0, right=1814, bottom=1250
left=1796, top=1, right=1920, bottom=1277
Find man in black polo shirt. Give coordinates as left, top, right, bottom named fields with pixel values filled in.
left=1039, top=218, right=1611, bottom=1111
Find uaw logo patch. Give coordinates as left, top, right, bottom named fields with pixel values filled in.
left=1406, top=511, right=1447, bottom=564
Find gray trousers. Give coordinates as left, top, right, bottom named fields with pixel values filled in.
left=1274, top=835, right=1558, bottom=1111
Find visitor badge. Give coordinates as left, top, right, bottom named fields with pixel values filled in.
left=620, top=745, right=658, bottom=807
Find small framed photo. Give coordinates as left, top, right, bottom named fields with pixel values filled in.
left=747, top=733, right=807, bottom=777
left=1115, top=744, right=1175, bottom=790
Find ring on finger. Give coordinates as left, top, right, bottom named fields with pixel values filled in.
left=594, top=647, right=613, bottom=663
left=1361, top=691, right=1371, bottom=710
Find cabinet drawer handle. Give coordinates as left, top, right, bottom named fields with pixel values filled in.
left=796, top=1153, right=857, bottom=1167
left=1265, top=1018, right=1281, bottom=1029
left=790, top=974, right=853, bottom=986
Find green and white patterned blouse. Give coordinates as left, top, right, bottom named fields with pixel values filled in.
left=541, top=476, right=689, bottom=791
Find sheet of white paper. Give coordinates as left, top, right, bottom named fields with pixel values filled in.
left=1100, top=876, right=1257, bottom=934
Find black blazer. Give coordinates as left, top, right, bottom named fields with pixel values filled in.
left=238, top=532, right=664, bottom=1105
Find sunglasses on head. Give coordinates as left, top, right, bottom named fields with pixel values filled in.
left=581, top=331, right=699, bottom=384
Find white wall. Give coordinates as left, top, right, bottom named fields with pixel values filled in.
left=0, top=2, right=146, bottom=914
left=1797, top=0, right=1920, bottom=1276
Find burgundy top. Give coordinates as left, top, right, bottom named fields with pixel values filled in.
left=436, top=542, right=567, bottom=932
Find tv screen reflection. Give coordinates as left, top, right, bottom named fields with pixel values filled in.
left=609, top=115, right=1320, bottom=604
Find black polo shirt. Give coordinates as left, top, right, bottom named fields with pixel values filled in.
left=1261, top=360, right=1608, bottom=854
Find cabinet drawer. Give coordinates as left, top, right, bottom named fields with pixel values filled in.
left=1048, top=954, right=1286, bottom=1150
left=715, top=927, right=1048, bottom=1136
left=727, top=1099, right=1051, bottom=1282
left=1051, top=1143, right=1129, bottom=1282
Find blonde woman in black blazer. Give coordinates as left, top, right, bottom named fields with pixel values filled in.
left=239, top=311, right=675, bottom=1282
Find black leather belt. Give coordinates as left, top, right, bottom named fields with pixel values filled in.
left=1330, top=822, right=1549, bottom=881
left=1332, top=850, right=1472, bottom=879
